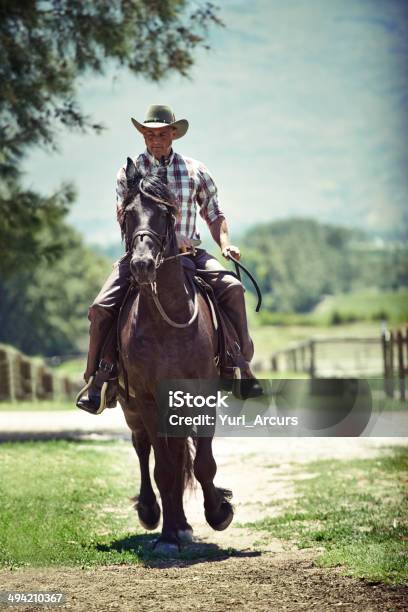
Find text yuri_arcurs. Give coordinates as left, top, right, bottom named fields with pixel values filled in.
left=168, top=412, right=299, bottom=427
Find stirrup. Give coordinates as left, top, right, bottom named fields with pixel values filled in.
left=75, top=376, right=109, bottom=415
left=219, top=365, right=241, bottom=393
left=231, top=367, right=263, bottom=400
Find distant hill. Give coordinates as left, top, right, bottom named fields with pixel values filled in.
left=240, top=218, right=407, bottom=312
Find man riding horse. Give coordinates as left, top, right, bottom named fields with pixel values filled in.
left=77, top=105, right=262, bottom=414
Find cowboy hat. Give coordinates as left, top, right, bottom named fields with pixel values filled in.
left=131, top=105, right=189, bottom=140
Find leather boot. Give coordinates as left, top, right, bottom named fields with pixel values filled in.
left=76, top=360, right=118, bottom=415
left=84, top=305, right=117, bottom=381
left=220, top=363, right=263, bottom=400
left=239, top=366, right=264, bottom=400
left=217, top=285, right=254, bottom=362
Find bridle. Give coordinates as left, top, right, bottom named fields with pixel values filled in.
left=130, top=226, right=169, bottom=270
left=126, top=200, right=199, bottom=328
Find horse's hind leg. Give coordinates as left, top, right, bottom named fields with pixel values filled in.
left=194, top=437, right=234, bottom=531
left=131, top=421, right=161, bottom=530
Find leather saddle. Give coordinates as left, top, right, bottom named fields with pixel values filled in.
left=181, top=256, right=247, bottom=376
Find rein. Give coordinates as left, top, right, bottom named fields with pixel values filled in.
left=227, top=255, right=262, bottom=312
left=194, top=254, right=263, bottom=313
left=150, top=275, right=199, bottom=328
left=128, top=212, right=199, bottom=328
left=163, top=248, right=262, bottom=312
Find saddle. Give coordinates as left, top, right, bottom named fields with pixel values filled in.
left=181, top=257, right=248, bottom=377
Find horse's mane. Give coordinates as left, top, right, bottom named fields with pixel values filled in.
left=121, top=173, right=178, bottom=245
left=123, top=173, right=177, bottom=211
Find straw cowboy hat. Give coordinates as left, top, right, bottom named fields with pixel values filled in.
left=131, top=105, right=189, bottom=140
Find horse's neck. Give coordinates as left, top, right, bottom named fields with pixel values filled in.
left=139, top=259, right=193, bottom=322
left=158, top=259, right=191, bottom=302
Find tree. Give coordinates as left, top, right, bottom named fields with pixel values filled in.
left=0, top=0, right=222, bottom=275
left=0, top=222, right=112, bottom=355
left=241, top=219, right=369, bottom=313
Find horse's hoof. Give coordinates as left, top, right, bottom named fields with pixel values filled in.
left=135, top=500, right=161, bottom=531
left=153, top=539, right=180, bottom=556
left=177, top=528, right=194, bottom=543
left=205, top=500, right=234, bottom=531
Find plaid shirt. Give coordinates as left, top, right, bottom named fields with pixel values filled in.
left=116, top=148, right=224, bottom=245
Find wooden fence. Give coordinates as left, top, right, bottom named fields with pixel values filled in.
left=253, top=327, right=407, bottom=402
left=382, top=325, right=408, bottom=401
left=264, top=336, right=381, bottom=378
left=0, top=344, right=81, bottom=402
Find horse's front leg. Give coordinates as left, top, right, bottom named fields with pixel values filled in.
left=152, top=436, right=181, bottom=553
left=194, top=437, right=234, bottom=531
left=131, top=425, right=161, bottom=530
left=122, top=402, right=161, bottom=530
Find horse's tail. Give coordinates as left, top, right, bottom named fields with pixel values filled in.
left=183, top=437, right=197, bottom=491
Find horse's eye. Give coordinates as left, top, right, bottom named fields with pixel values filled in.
left=158, top=205, right=168, bottom=215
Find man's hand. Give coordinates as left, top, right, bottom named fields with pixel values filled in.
left=222, top=245, right=241, bottom=261
left=209, top=217, right=240, bottom=260
left=177, top=234, right=193, bottom=253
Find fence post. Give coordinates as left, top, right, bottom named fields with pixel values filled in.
left=271, top=356, right=278, bottom=372
left=309, top=340, right=315, bottom=378
left=8, top=350, right=15, bottom=402
left=405, top=326, right=408, bottom=370
left=382, top=331, right=392, bottom=398
left=300, top=345, right=305, bottom=372
left=389, top=331, right=395, bottom=398
left=292, top=349, right=298, bottom=373
left=396, top=330, right=406, bottom=401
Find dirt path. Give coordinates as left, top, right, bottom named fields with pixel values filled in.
left=1, top=437, right=407, bottom=611
left=2, top=554, right=407, bottom=612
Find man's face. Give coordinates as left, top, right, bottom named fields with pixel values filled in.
left=143, top=126, right=175, bottom=159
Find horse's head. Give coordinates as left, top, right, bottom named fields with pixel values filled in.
left=122, top=158, right=179, bottom=285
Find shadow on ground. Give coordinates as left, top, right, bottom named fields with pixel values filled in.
left=96, top=533, right=261, bottom=568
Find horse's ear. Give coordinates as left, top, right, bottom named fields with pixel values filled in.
left=125, top=157, right=137, bottom=185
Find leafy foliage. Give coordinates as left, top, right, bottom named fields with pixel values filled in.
left=0, top=224, right=111, bottom=355
left=0, top=183, right=76, bottom=276
left=0, top=0, right=222, bottom=275
left=240, top=219, right=408, bottom=313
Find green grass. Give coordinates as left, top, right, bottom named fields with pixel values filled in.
left=2, top=441, right=407, bottom=576
left=251, top=321, right=381, bottom=362
left=313, top=288, right=408, bottom=326
left=247, top=288, right=408, bottom=329
left=0, top=400, right=75, bottom=411
left=55, top=358, right=85, bottom=380
left=0, top=440, right=144, bottom=568
left=0, top=440, right=237, bottom=568
left=242, top=447, right=408, bottom=584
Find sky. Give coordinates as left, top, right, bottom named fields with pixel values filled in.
left=24, top=0, right=408, bottom=246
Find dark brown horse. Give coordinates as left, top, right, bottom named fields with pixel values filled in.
left=118, top=158, right=233, bottom=554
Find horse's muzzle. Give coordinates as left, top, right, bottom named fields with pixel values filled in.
left=130, top=256, right=156, bottom=285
